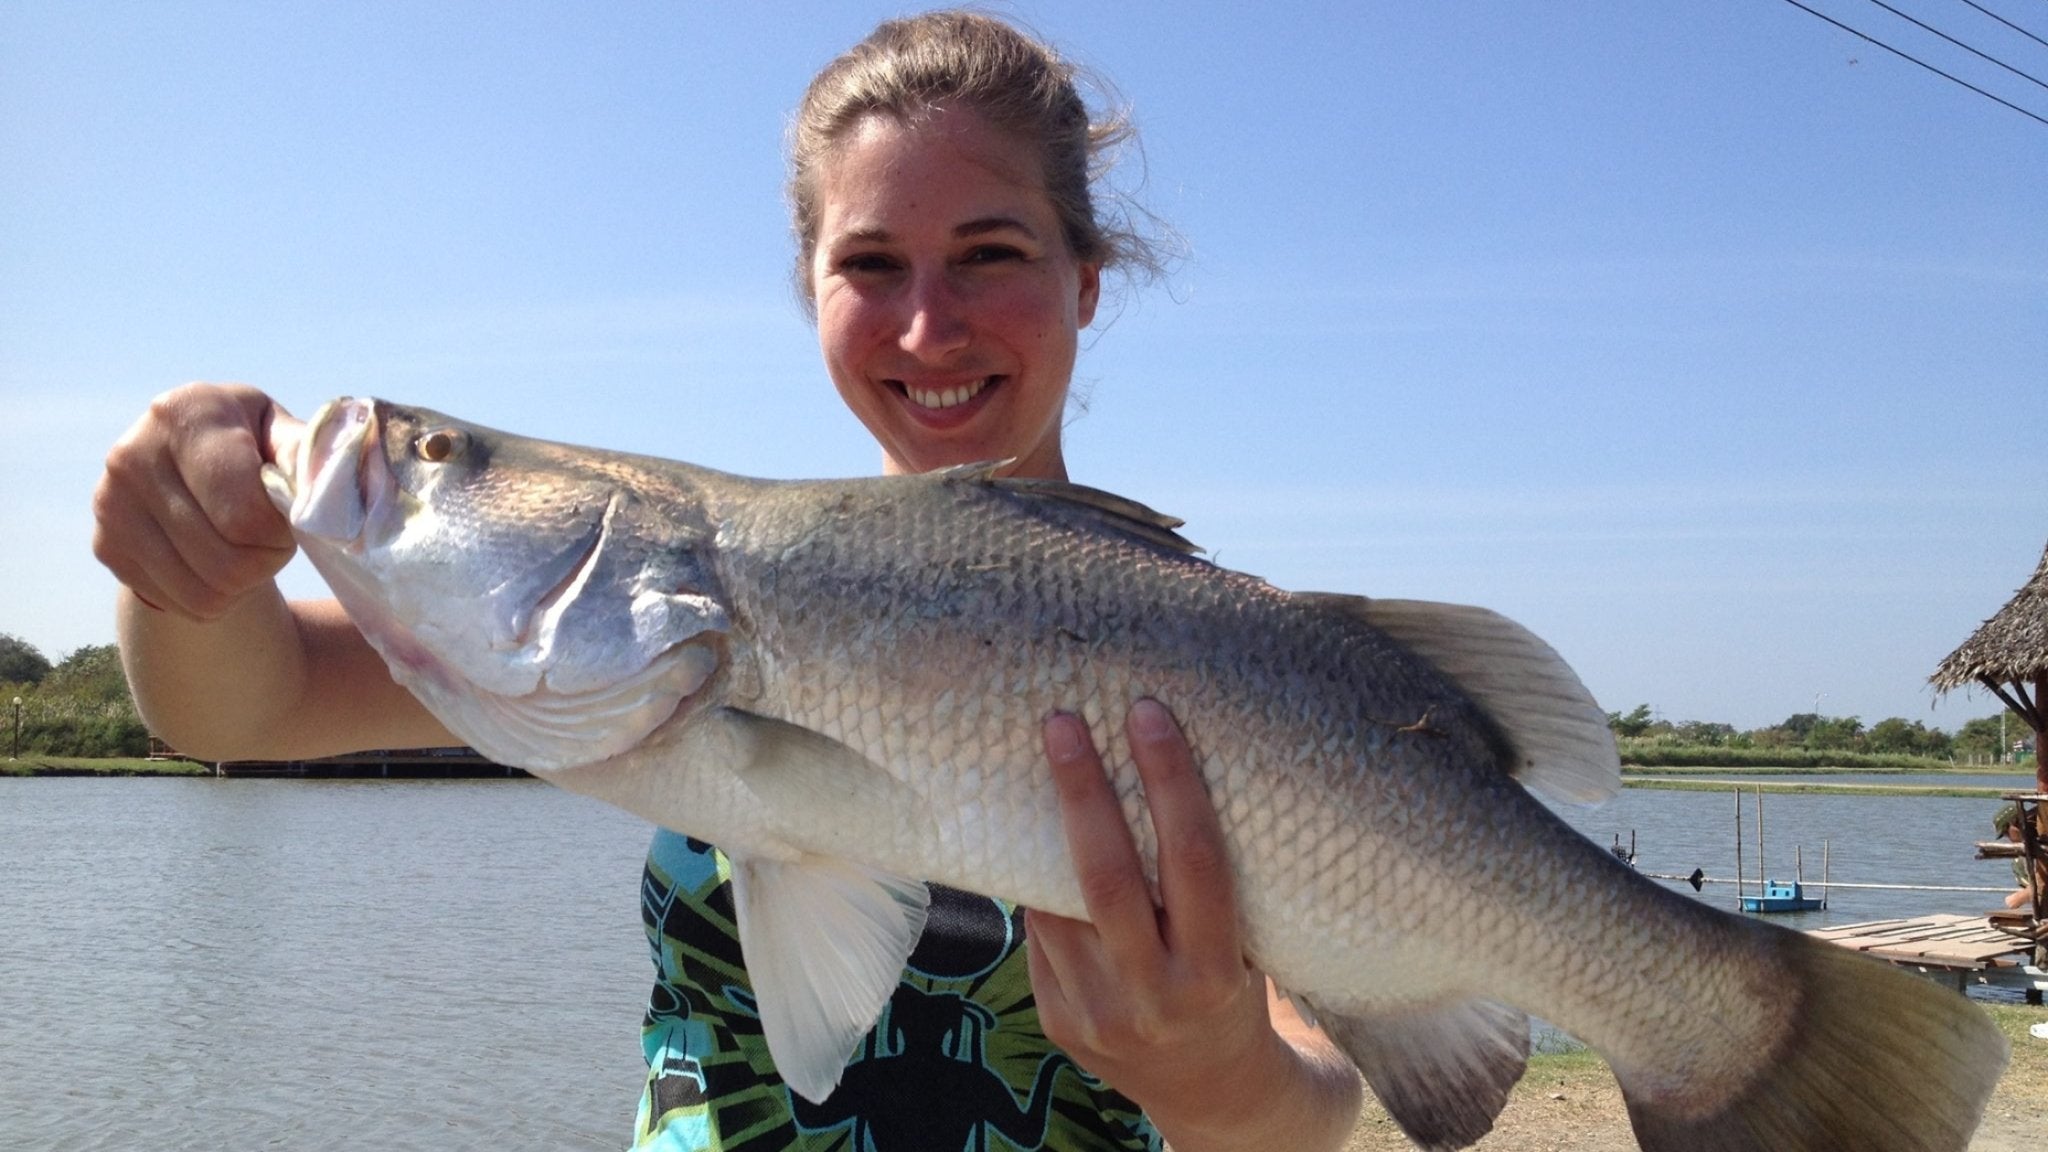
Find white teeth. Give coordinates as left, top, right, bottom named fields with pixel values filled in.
left=904, top=378, right=991, bottom=410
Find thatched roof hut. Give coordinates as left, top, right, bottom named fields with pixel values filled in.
left=1932, top=539, right=2048, bottom=792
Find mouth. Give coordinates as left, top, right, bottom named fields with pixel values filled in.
left=262, top=396, right=395, bottom=547
left=887, top=375, right=1002, bottom=421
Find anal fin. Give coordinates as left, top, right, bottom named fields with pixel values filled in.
left=1313, top=996, right=1530, bottom=1152
left=728, top=850, right=930, bottom=1104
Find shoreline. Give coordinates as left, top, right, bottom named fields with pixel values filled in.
left=8, top=757, right=2034, bottom=798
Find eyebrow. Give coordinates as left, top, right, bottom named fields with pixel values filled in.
left=834, top=216, right=1041, bottom=246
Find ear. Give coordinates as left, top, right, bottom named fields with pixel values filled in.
left=1076, top=261, right=1102, bottom=328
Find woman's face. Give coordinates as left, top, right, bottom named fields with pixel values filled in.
left=808, top=107, right=1100, bottom=481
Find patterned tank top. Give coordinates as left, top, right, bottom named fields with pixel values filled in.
left=634, top=829, right=1162, bottom=1151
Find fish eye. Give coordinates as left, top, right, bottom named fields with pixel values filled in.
left=415, top=428, right=466, bottom=464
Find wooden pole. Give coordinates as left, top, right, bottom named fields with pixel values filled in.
left=1734, top=787, right=1744, bottom=905
left=2033, top=672, right=2047, bottom=794
left=1821, top=839, right=1831, bottom=909
left=1756, top=787, right=1767, bottom=889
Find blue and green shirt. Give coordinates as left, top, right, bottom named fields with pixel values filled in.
left=635, top=829, right=1162, bottom=1152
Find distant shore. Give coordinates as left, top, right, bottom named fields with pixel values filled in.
left=6, top=756, right=2038, bottom=797
left=3, top=754, right=523, bottom=778
left=4, top=756, right=210, bottom=776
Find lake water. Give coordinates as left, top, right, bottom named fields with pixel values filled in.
left=1, top=777, right=653, bottom=1151
left=1, top=775, right=2030, bottom=1149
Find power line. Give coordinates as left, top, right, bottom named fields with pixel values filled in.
left=1776, top=0, right=2048, bottom=128
left=1956, top=0, right=2048, bottom=53
left=1861, top=0, right=2048, bottom=92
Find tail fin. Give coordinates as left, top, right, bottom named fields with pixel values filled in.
left=1620, top=931, right=2006, bottom=1151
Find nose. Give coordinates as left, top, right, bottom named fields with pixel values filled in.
left=898, top=268, right=971, bottom=362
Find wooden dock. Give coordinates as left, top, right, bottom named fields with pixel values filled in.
left=1809, top=913, right=2046, bottom=1000
left=207, top=748, right=524, bottom=778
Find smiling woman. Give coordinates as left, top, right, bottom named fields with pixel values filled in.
left=90, top=10, right=1368, bottom=1152
left=806, top=109, right=1100, bottom=479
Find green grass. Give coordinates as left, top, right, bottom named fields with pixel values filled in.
left=2, top=755, right=211, bottom=776
left=1622, top=777, right=2013, bottom=799
left=1619, top=744, right=2015, bottom=771
left=1622, top=763, right=2026, bottom=777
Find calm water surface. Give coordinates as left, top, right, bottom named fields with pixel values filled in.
left=2, top=775, right=2028, bottom=1150
left=2, top=777, right=652, bottom=1151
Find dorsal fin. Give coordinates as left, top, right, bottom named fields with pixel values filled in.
left=1302, top=594, right=1619, bottom=804
left=934, top=461, right=1201, bottom=557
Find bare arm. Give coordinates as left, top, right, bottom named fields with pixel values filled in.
left=94, top=383, right=453, bottom=760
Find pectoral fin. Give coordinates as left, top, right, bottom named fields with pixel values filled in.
left=718, top=709, right=940, bottom=862
left=728, top=850, right=930, bottom=1103
left=1304, top=594, right=1619, bottom=804
left=1311, top=995, right=1531, bottom=1152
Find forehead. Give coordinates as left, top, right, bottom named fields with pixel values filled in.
left=813, top=108, right=1052, bottom=233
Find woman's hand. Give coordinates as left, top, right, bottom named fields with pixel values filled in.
left=92, top=382, right=301, bottom=619
left=92, top=383, right=450, bottom=760
left=1027, top=700, right=1361, bottom=1151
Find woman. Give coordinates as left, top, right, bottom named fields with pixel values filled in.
left=92, top=12, right=1362, bottom=1151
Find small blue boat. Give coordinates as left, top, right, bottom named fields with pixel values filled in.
left=1741, top=879, right=1825, bottom=913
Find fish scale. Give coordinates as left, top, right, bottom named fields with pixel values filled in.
left=264, top=397, right=2008, bottom=1150
left=724, top=473, right=1589, bottom=1001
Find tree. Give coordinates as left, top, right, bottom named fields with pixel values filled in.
left=1673, top=720, right=1735, bottom=746
left=1954, top=711, right=2028, bottom=761
left=44, top=644, right=132, bottom=705
left=1805, top=715, right=1865, bottom=751
left=1607, top=704, right=1654, bottom=739
left=0, top=632, right=52, bottom=685
left=1777, top=713, right=1822, bottom=740
left=1867, top=717, right=1948, bottom=757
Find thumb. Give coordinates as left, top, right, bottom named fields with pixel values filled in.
left=262, top=401, right=304, bottom=469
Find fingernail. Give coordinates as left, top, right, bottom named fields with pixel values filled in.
left=1130, top=698, right=1173, bottom=739
left=1043, top=713, right=1087, bottom=761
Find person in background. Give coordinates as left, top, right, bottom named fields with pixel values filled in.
left=1993, top=802, right=2038, bottom=912
left=90, top=11, right=1364, bottom=1152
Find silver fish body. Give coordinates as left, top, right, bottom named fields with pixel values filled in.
left=264, top=398, right=2006, bottom=1151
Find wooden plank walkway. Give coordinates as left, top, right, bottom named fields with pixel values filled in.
left=1810, top=914, right=2029, bottom=968
left=1810, top=913, right=2046, bottom=998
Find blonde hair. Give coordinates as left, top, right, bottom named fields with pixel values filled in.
left=787, top=9, right=1161, bottom=305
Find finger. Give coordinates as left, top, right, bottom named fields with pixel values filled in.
left=1042, top=710, right=1166, bottom=975
left=95, top=388, right=294, bottom=613
left=1023, top=908, right=1106, bottom=1054
left=141, top=453, right=292, bottom=608
left=1126, top=698, right=1243, bottom=961
left=162, top=391, right=295, bottom=554
left=92, top=477, right=241, bottom=620
left=1022, top=909, right=1073, bottom=1013
left=265, top=402, right=303, bottom=468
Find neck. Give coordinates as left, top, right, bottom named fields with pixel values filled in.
left=882, top=441, right=1068, bottom=482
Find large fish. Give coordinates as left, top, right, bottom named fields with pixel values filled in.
left=262, top=397, right=2004, bottom=1150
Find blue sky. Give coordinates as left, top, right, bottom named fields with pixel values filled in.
left=5, top=1, right=2044, bottom=732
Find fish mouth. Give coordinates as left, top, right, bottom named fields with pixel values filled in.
left=262, top=396, right=397, bottom=549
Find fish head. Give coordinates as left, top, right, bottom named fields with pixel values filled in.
left=263, top=397, right=728, bottom=772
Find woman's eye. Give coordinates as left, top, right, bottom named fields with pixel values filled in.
left=838, top=252, right=900, bottom=275
left=963, top=244, right=1025, bottom=265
